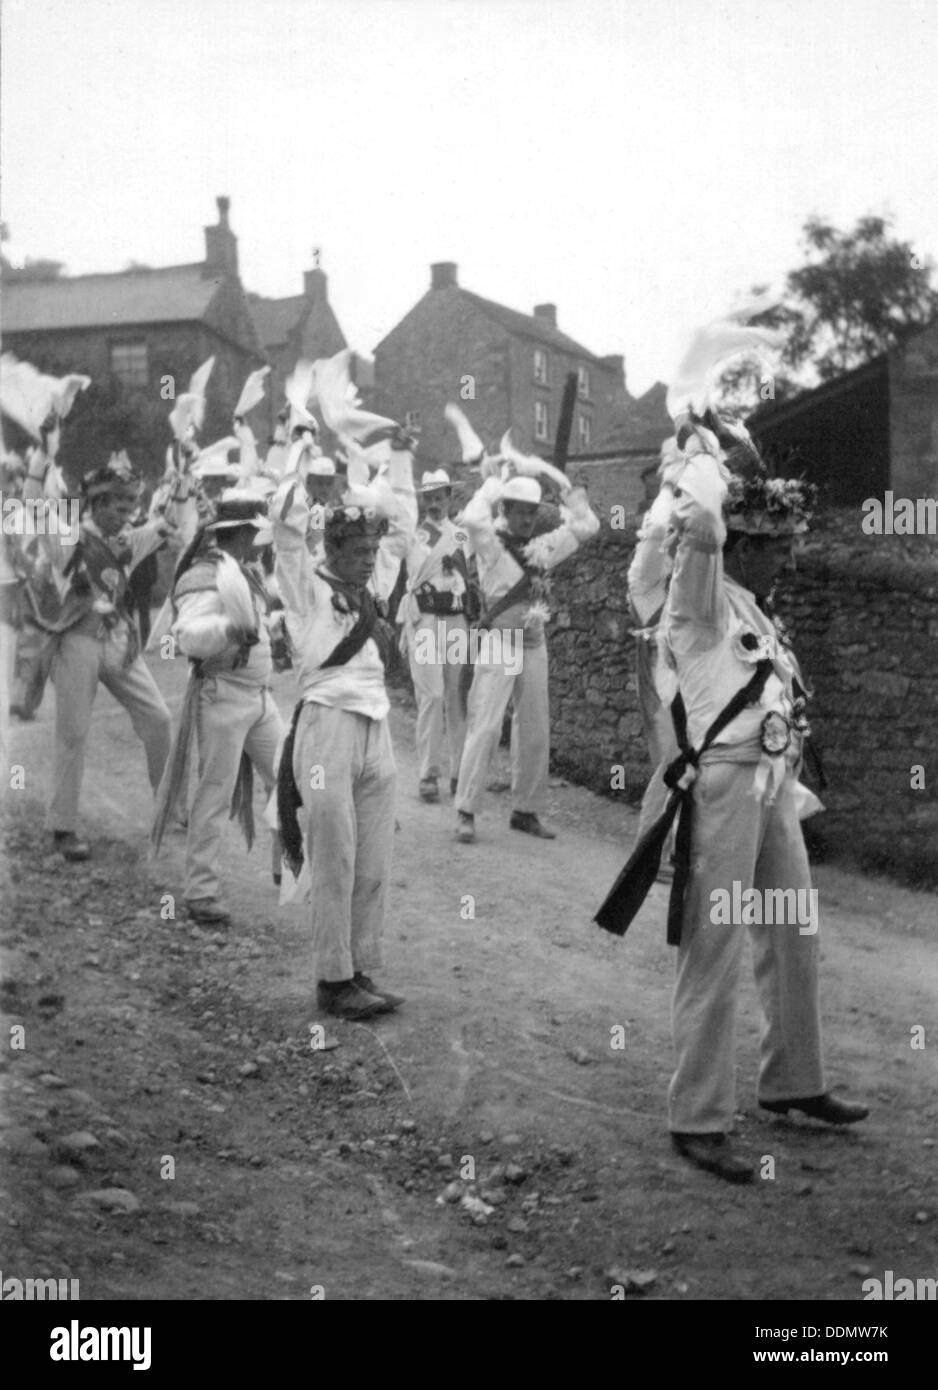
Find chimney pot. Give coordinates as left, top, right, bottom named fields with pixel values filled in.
left=216, top=195, right=230, bottom=226
left=534, top=303, right=557, bottom=328
left=431, top=262, right=458, bottom=290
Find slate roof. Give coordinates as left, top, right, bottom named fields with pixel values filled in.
left=246, top=293, right=307, bottom=349
left=2, top=263, right=223, bottom=332
left=458, top=289, right=612, bottom=367
left=595, top=381, right=672, bottom=450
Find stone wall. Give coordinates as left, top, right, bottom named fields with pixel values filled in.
left=546, top=513, right=938, bottom=884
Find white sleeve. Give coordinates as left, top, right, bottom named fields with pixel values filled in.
left=172, top=589, right=232, bottom=658
left=461, top=477, right=504, bottom=567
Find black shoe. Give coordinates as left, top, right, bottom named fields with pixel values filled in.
left=316, top=980, right=386, bottom=1021
left=186, top=898, right=232, bottom=926
left=419, top=776, right=440, bottom=803
left=760, top=1092, right=869, bottom=1125
left=510, top=811, right=556, bottom=839
left=671, top=1132, right=754, bottom=1184
left=456, top=811, right=475, bottom=843
left=354, top=973, right=405, bottom=1013
left=53, top=831, right=90, bottom=862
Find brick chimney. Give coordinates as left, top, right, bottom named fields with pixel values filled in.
left=204, top=195, right=238, bottom=278
left=431, top=262, right=458, bottom=290
left=534, top=303, right=557, bottom=328
left=304, top=266, right=327, bottom=302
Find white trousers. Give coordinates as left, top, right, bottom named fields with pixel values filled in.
left=186, top=679, right=284, bottom=904
left=293, top=703, right=396, bottom=983
left=49, top=629, right=171, bottom=833
left=455, top=639, right=549, bottom=817
left=406, top=613, right=468, bottom=781
left=668, top=763, right=825, bottom=1133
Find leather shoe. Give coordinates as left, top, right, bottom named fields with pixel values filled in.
left=316, top=980, right=386, bottom=1021
left=186, top=898, right=231, bottom=926
left=354, top=973, right=405, bottom=1012
left=760, top=1092, right=869, bottom=1125
left=510, top=811, right=556, bottom=839
left=456, top=811, right=475, bottom=843
left=419, top=776, right=440, bottom=803
left=671, top=1132, right=754, bottom=1184
left=53, top=831, right=90, bottom=863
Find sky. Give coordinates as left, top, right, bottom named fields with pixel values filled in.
left=2, top=0, right=937, bottom=396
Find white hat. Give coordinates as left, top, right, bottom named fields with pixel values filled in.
left=419, top=468, right=452, bottom=493
left=502, top=476, right=542, bottom=505
left=305, top=455, right=336, bottom=478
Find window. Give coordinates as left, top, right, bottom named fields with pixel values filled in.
left=577, top=413, right=592, bottom=448
left=110, top=341, right=149, bottom=388
left=534, top=400, right=550, bottom=441
left=577, top=366, right=591, bottom=400
left=405, top=409, right=422, bottom=430
left=533, top=349, right=548, bottom=385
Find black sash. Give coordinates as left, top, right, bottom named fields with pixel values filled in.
left=594, top=659, right=773, bottom=946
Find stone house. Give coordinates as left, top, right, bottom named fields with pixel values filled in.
left=2, top=198, right=269, bottom=470
left=370, top=262, right=629, bottom=472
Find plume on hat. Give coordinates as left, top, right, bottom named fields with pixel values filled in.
left=310, top=349, right=398, bottom=449
left=666, top=291, right=784, bottom=422
left=499, top=430, right=569, bottom=492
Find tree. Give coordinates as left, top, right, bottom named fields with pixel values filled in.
left=57, top=377, right=170, bottom=488
left=718, top=213, right=938, bottom=412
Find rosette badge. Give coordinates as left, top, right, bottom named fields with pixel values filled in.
left=760, top=711, right=791, bottom=755
left=735, top=629, right=776, bottom=663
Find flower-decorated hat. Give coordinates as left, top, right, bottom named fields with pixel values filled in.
left=709, top=415, right=815, bottom=536
left=82, top=453, right=142, bottom=502
left=323, top=487, right=390, bottom=543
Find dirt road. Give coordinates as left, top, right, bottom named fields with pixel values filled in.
left=1, top=652, right=936, bottom=1301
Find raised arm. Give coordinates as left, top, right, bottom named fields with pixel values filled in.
left=372, top=440, right=418, bottom=600
left=270, top=475, right=318, bottom=628
left=662, top=443, right=730, bottom=656
left=460, top=475, right=505, bottom=567
left=526, top=484, right=600, bottom=572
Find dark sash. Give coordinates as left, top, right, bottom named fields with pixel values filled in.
left=594, top=659, right=773, bottom=946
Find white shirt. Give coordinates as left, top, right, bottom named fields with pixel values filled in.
left=273, top=450, right=416, bottom=720
left=661, top=461, right=801, bottom=752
